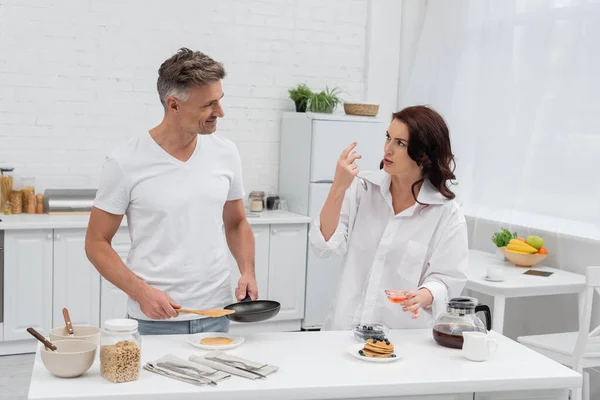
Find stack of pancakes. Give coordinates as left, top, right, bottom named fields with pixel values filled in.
left=359, top=337, right=395, bottom=358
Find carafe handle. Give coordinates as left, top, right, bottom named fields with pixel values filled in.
left=475, top=305, right=492, bottom=331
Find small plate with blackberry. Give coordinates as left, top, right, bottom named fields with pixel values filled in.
left=347, top=337, right=400, bottom=363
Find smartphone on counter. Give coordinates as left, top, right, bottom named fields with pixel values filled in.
left=523, top=270, right=554, bottom=277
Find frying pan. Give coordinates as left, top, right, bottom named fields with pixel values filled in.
left=224, top=294, right=280, bottom=323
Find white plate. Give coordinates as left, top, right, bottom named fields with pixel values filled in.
left=347, top=343, right=401, bottom=363
left=186, top=332, right=245, bottom=350
left=483, top=275, right=505, bottom=282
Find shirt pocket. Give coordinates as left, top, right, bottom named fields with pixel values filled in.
left=397, top=240, right=429, bottom=286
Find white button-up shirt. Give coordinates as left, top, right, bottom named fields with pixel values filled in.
left=309, top=169, right=469, bottom=331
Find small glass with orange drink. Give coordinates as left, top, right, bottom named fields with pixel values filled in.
left=384, top=289, right=409, bottom=304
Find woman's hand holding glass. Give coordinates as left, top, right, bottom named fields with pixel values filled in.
left=385, top=288, right=433, bottom=319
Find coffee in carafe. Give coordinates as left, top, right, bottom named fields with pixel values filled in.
left=432, top=297, right=492, bottom=349
left=433, top=324, right=486, bottom=349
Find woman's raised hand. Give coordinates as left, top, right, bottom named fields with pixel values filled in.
left=332, top=142, right=362, bottom=194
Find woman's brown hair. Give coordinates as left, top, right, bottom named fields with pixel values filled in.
left=380, top=105, right=457, bottom=203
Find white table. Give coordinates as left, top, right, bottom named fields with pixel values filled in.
left=466, top=249, right=586, bottom=334
left=28, top=330, right=580, bottom=400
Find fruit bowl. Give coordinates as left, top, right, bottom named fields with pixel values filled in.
left=500, top=246, right=548, bottom=267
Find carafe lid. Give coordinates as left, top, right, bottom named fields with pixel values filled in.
left=447, top=296, right=478, bottom=310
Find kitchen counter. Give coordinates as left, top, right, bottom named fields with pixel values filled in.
left=0, top=210, right=311, bottom=230
left=27, top=329, right=580, bottom=400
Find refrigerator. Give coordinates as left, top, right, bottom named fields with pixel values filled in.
left=278, top=111, right=387, bottom=330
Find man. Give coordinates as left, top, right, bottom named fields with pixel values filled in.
left=85, top=48, right=257, bottom=335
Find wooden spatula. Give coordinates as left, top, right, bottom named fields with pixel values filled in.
left=177, top=309, right=235, bottom=318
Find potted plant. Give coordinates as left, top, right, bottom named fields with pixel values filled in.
left=308, top=86, right=342, bottom=114
left=491, top=228, right=518, bottom=260
left=288, top=84, right=312, bottom=112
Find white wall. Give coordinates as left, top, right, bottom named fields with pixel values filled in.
left=396, top=0, right=427, bottom=107
left=363, top=0, right=403, bottom=119
left=0, top=0, right=398, bottom=196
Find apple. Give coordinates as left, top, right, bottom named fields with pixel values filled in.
left=526, top=235, right=544, bottom=250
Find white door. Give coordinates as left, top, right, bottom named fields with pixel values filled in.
left=100, top=228, right=130, bottom=327
left=228, top=225, right=269, bottom=303
left=302, top=183, right=344, bottom=329
left=52, top=229, right=101, bottom=328
left=267, top=224, right=308, bottom=320
left=310, top=119, right=386, bottom=182
left=3, top=229, right=53, bottom=340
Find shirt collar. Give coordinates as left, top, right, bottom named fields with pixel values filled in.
left=359, top=169, right=448, bottom=205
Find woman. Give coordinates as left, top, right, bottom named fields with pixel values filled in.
left=309, top=105, right=469, bottom=330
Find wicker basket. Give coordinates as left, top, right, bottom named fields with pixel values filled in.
left=343, top=102, right=380, bottom=117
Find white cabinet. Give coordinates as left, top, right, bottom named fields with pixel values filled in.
left=100, top=228, right=130, bottom=327
left=228, top=225, right=270, bottom=301
left=100, top=278, right=128, bottom=326
left=52, top=229, right=100, bottom=328
left=474, top=389, right=568, bottom=399
left=268, top=224, right=308, bottom=320
left=3, top=230, right=53, bottom=341
left=1, top=218, right=309, bottom=349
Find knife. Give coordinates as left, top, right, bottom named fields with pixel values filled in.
left=205, top=357, right=267, bottom=379
left=157, top=362, right=217, bottom=385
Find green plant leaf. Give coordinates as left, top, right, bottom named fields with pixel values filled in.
left=307, top=86, right=342, bottom=113
left=491, top=228, right=518, bottom=247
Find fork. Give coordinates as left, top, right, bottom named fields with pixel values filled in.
left=207, top=357, right=267, bottom=370
left=157, top=362, right=218, bottom=385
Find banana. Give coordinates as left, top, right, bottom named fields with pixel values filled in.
left=507, top=239, right=538, bottom=254
left=507, top=245, right=537, bottom=254
left=509, top=238, right=538, bottom=249
left=505, top=247, right=530, bottom=254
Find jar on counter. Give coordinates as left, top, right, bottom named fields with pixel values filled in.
left=248, top=191, right=265, bottom=212
left=3, top=201, right=11, bottom=215
left=10, top=190, right=22, bottom=214
left=0, top=167, right=14, bottom=212
left=266, top=193, right=280, bottom=210
left=100, top=319, right=142, bottom=383
left=21, top=176, right=35, bottom=212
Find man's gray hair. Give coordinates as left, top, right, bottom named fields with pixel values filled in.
left=157, top=47, right=226, bottom=107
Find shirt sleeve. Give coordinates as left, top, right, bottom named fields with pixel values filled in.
left=419, top=218, right=469, bottom=319
left=93, top=156, right=130, bottom=215
left=227, top=144, right=245, bottom=201
left=309, top=178, right=362, bottom=259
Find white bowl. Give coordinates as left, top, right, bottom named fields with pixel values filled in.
left=41, top=339, right=97, bottom=378
left=50, top=325, right=101, bottom=346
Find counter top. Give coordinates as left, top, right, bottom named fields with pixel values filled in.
left=0, top=210, right=311, bottom=230
left=28, top=329, right=580, bottom=400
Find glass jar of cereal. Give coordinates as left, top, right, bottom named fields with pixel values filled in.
left=100, top=319, right=142, bottom=383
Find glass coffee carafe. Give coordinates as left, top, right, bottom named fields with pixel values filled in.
left=432, top=296, right=492, bottom=349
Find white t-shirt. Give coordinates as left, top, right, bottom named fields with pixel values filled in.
left=93, top=131, right=245, bottom=321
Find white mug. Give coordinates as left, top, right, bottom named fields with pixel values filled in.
left=462, top=331, right=498, bottom=362
left=486, top=265, right=505, bottom=281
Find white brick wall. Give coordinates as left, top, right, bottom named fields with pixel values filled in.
left=0, top=0, right=368, bottom=196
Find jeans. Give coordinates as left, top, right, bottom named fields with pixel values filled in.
left=128, top=315, right=230, bottom=336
